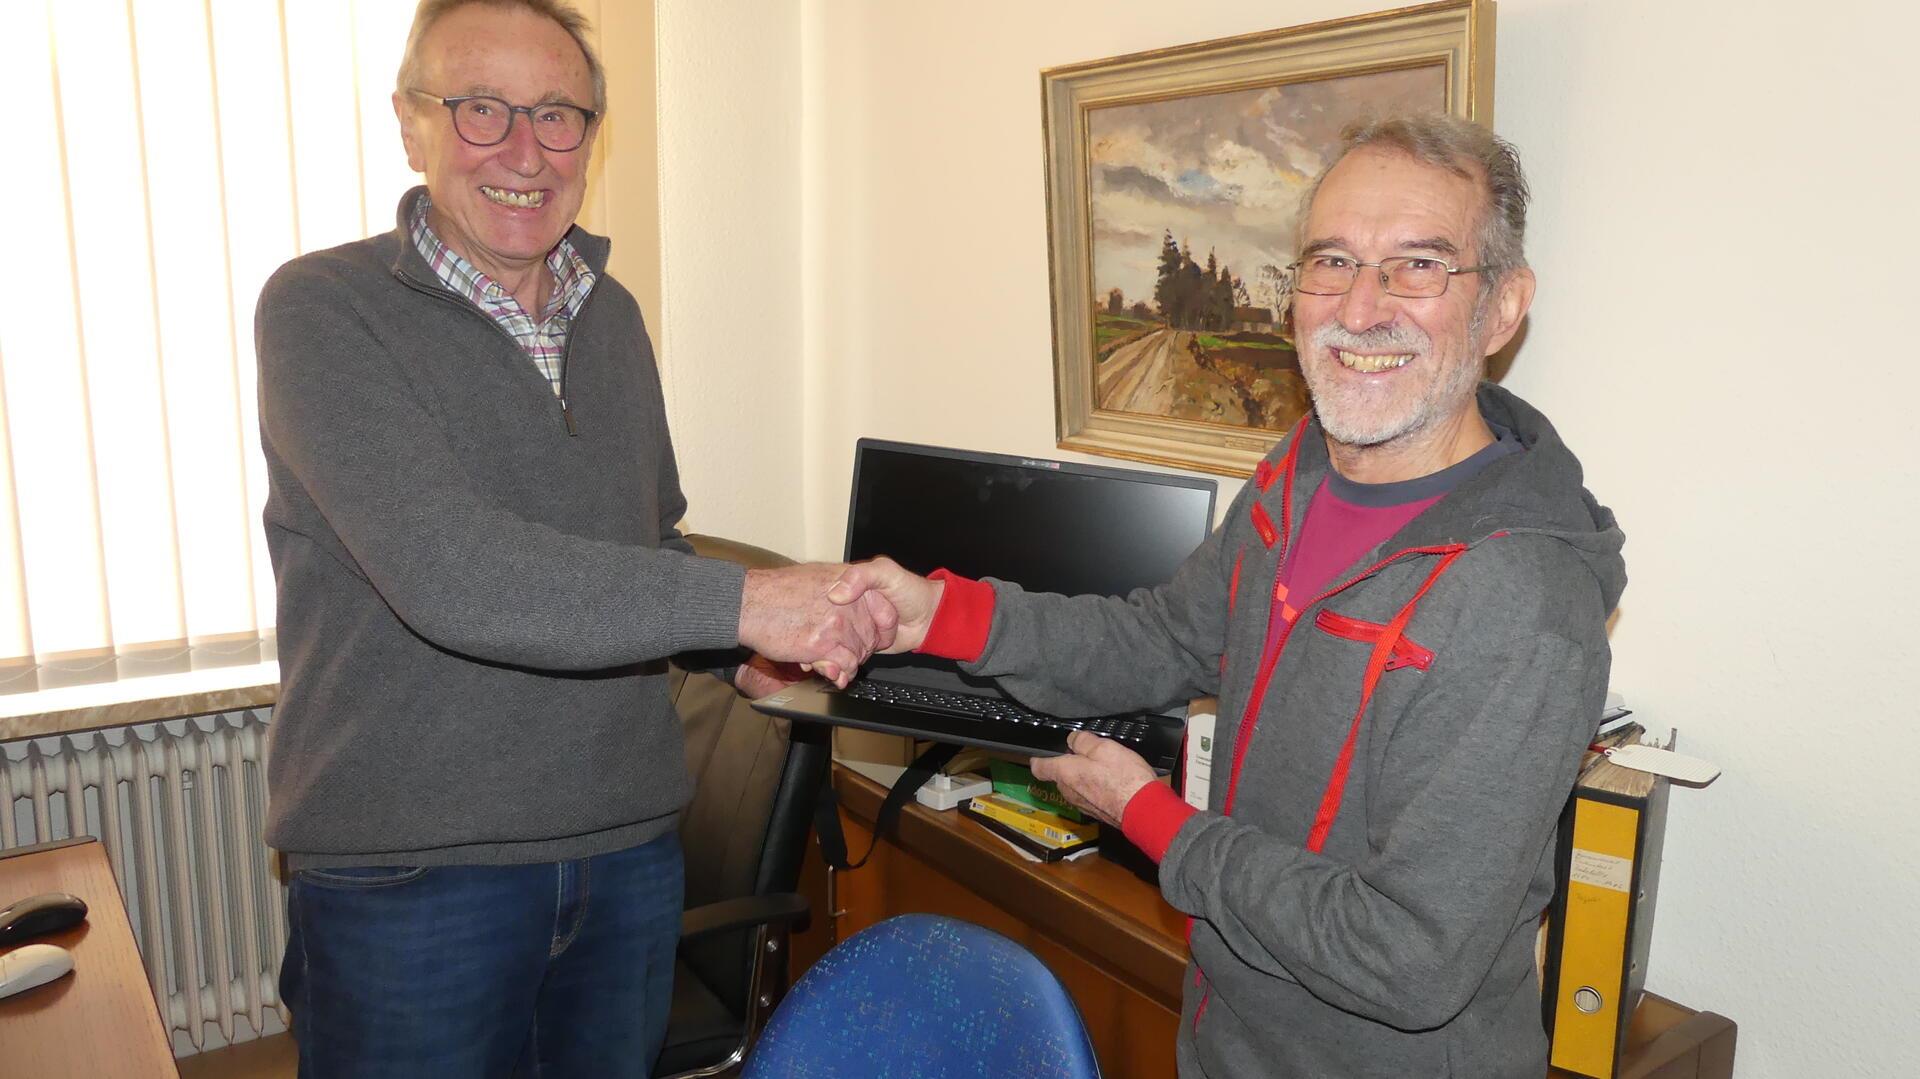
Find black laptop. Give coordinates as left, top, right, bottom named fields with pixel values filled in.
left=750, top=438, right=1217, bottom=770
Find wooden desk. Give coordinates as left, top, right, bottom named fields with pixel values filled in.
left=0, top=838, right=178, bottom=1078
left=1551, top=994, right=1737, bottom=1079
left=797, top=766, right=1734, bottom=1079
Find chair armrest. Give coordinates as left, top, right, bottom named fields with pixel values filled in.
left=686, top=534, right=796, bottom=571
left=680, top=892, right=811, bottom=943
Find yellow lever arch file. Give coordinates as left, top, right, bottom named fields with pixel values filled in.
left=1540, top=734, right=1671, bottom=1078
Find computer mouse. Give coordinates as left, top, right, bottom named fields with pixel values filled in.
left=0, top=943, right=74, bottom=1000
left=0, top=892, right=88, bottom=946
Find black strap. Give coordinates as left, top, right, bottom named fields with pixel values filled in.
left=814, top=742, right=962, bottom=871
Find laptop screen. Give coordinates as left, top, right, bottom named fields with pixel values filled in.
left=843, top=439, right=1218, bottom=598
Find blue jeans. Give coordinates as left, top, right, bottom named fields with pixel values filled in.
left=281, top=832, right=683, bottom=1079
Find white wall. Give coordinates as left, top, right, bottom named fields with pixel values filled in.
left=1481, top=7, right=1917, bottom=1074
left=653, top=1, right=805, bottom=553
left=656, top=2, right=1920, bottom=1074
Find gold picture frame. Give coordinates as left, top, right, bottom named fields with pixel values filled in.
left=1041, top=0, right=1495, bottom=477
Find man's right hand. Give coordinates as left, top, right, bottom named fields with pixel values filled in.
left=826, top=557, right=944, bottom=654
left=738, top=563, right=898, bottom=687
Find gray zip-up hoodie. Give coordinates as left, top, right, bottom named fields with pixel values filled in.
left=256, top=189, right=746, bottom=869
left=963, top=384, right=1626, bottom=1077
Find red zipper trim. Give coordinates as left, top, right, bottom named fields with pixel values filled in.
left=1313, top=609, right=1435, bottom=671
left=1221, top=547, right=1247, bottom=674
left=1304, top=548, right=1464, bottom=852
left=1249, top=502, right=1277, bottom=547
left=1221, top=542, right=1469, bottom=818
left=1247, top=416, right=1308, bottom=554
left=1252, top=418, right=1304, bottom=492
left=1227, top=547, right=1245, bottom=613
left=1193, top=424, right=1303, bottom=1045
left=1276, top=420, right=1304, bottom=556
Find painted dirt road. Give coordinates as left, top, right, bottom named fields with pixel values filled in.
left=1098, top=327, right=1189, bottom=414
left=1095, top=324, right=1308, bottom=432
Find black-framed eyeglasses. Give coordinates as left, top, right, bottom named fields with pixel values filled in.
left=408, top=89, right=598, bottom=152
left=1287, top=254, right=1490, bottom=299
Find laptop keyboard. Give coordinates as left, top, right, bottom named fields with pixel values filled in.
left=841, top=680, right=1163, bottom=747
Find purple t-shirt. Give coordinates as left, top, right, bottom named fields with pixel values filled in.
left=1264, top=426, right=1522, bottom=652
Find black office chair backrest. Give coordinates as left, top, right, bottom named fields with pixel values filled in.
left=673, top=535, right=831, bottom=1017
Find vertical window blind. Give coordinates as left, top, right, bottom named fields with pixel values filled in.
left=0, top=0, right=420, bottom=694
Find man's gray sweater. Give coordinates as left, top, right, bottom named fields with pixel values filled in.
left=256, top=190, right=746, bottom=869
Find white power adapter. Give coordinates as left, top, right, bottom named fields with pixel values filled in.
left=914, top=772, right=993, bottom=811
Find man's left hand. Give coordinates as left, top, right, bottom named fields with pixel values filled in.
left=1030, top=731, right=1157, bottom=829
left=734, top=653, right=808, bottom=699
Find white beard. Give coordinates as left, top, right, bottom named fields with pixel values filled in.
left=1302, top=303, right=1489, bottom=448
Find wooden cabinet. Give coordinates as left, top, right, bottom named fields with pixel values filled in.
left=794, top=766, right=1734, bottom=1079
left=1552, top=994, right=1737, bottom=1079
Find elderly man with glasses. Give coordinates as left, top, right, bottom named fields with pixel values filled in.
left=831, top=113, right=1627, bottom=1078
left=253, top=2, right=888, bottom=1075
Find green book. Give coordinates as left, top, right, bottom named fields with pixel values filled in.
left=987, top=759, right=1087, bottom=822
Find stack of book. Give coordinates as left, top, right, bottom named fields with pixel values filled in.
left=961, top=791, right=1099, bottom=862
left=986, top=759, right=1089, bottom=822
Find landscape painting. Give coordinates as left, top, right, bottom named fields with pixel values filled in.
left=1041, top=1, right=1490, bottom=475
left=1087, top=65, right=1445, bottom=435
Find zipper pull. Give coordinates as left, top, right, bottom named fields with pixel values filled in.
left=561, top=397, right=578, bottom=436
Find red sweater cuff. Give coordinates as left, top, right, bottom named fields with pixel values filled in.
left=917, top=570, right=995, bottom=662
left=1121, top=782, right=1197, bottom=864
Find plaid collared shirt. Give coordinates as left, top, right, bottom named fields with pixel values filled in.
left=409, top=194, right=596, bottom=396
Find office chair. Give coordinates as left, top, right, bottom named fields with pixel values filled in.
left=654, top=535, right=833, bottom=1079
left=742, top=914, right=1103, bottom=1079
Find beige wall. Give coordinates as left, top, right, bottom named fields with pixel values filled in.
left=656, top=2, right=1919, bottom=1074
left=577, top=0, right=661, bottom=325
left=651, top=0, right=807, bottom=554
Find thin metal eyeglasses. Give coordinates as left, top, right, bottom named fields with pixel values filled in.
left=1287, top=254, right=1490, bottom=299
left=407, top=89, right=598, bottom=152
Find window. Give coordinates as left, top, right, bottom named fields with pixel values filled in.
left=0, top=0, right=418, bottom=694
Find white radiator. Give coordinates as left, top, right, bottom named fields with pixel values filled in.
left=0, top=709, right=287, bottom=1052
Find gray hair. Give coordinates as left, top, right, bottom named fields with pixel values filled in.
left=1298, top=113, right=1531, bottom=281
left=396, top=0, right=606, bottom=115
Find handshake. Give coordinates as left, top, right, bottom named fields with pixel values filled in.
left=734, top=557, right=942, bottom=693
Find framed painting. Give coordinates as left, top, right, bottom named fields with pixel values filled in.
left=1041, top=0, right=1494, bottom=476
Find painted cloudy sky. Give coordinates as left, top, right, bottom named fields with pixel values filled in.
left=1088, top=65, right=1446, bottom=316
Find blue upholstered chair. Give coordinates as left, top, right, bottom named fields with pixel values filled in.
left=742, top=914, right=1102, bottom=1079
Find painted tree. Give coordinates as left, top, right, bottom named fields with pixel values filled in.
left=1151, top=231, right=1183, bottom=322
left=1152, top=235, right=1252, bottom=331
